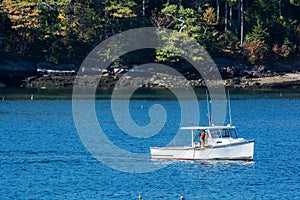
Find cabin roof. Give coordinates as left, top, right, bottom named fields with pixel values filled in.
left=180, top=126, right=236, bottom=130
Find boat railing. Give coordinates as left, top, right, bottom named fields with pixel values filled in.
left=193, top=142, right=201, bottom=148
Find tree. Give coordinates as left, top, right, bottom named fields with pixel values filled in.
left=240, top=0, right=244, bottom=46
left=154, top=4, right=202, bottom=62
left=244, top=19, right=270, bottom=64
left=0, top=0, right=298, bottom=64
left=228, top=0, right=236, bottom=30
left=290, top=0, right=300, bottom=6
left=0, top=3, right=11, bottom=53
left=203, top=7, right=216, bottom=25
left=2, top=0, right=41, bottom=56
left=224, top=0, right=228, bottom=32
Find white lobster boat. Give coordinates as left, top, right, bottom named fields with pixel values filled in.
left=150, top=125, right=255, bottom=161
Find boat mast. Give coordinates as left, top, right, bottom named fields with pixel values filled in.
left=227, top=90, right=232, bottom=125
left=206, top=90, right=212, bottom=126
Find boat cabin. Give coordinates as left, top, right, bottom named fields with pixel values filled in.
left=181, top=125, right=242, bottom=148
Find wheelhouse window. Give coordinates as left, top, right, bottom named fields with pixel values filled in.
left=221, top=129, right=231, bottom=137
left=220, top=128, right=237, bottom=138
left=229, top=129, right=237, bottom=138
left=210, top=130, right=221, bottom=138
left=209, top=128, right=238, bottom=138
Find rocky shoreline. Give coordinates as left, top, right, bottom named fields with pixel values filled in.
left=21, top=70, right=300, bottom=89
left=1, top=59, right=300, bottom=89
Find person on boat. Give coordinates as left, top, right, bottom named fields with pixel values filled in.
left=224, top=131, right=230, bottom=137
left=200, top=130, right=206, bottom=147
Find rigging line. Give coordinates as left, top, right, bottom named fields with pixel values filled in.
left=227, top=90, right=232, bottom=125
left=206, top=90, right=211, bottom=126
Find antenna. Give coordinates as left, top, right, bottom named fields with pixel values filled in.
left=206, top=90, right=211, bottom=126
left=227, top=90, right=232, bottom=125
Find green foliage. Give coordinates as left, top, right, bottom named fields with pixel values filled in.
left=0, top=0, right=298, bottom=65
left=155, top=4, right=203, bottom=63
left=104, top=0, right=137, bottom=18
left=156, top=30, right=204, bottom=63
left=290, top=0, right=300, bottom=6
left=244, top=18, right=271, bottom=64
left=156, top=3, right=239, bottom=62
left=245, top=18, right=269, bottom=42
left=273, top=37, right=296, bottom=60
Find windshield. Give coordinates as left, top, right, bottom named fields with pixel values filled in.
left=210, top=130, right=221, bottom=138
left=210, top=128, right=237, bottom=138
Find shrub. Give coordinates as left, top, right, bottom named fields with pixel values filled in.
left=243, top=39, right=270, bottom=64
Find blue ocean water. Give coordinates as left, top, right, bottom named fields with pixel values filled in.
left=0, top=89, right=299, bottom=199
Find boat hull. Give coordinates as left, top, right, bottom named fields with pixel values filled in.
left=150, top=140, right=254, bottom=161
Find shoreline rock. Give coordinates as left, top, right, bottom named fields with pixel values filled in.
left=232, top=73, right=300, bottom=89
left=20, top=71, right=300, bottom=89
left=1, top=58, right=300, bottom=89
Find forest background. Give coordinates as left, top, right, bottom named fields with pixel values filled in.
left=0, top=0, right=299, bottom=69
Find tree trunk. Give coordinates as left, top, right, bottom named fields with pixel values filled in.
left=238, top=0, right=240, bottom=32
left=142, top=0, right=146, bottom=16
left=216, top=0, right=220, bottom=23
left=225, top=0, right=228, bottom=32
left=229, top=2, right=232, bottom=30
left=278, top=0, right=282, bottom=16
left=240, top=0, right=244, bottom=46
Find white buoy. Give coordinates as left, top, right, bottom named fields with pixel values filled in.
left=30, top=94, right=34, bottom=100
left=138, top=192, right=142, bottom=200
